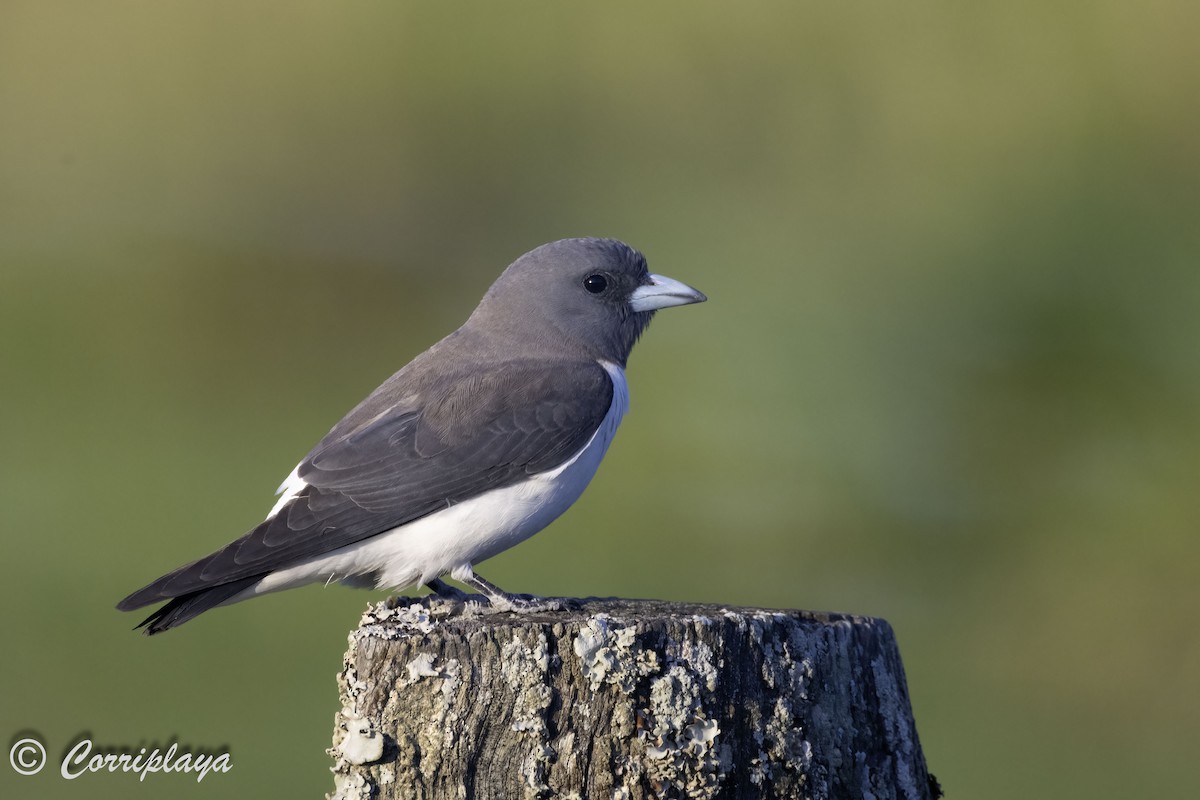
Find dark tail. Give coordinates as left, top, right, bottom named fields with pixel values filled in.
left=119, top=576, right=263, bottom=635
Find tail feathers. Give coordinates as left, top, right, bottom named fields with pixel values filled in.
left=129, top=576, right=264, bottom=635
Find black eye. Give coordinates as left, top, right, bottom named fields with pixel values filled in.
left=583, top=274, right=608, bottom=294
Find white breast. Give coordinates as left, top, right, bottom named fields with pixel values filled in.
left=237, top=360, right=630, bottom=600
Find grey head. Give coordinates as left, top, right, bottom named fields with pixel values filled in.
left=465, top=238, right=706, bottom=366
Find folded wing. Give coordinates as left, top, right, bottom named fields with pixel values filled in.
left=117, top=359, right=613, bottom=610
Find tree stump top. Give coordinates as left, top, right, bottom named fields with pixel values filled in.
left=329, top=596, right=937, bottom=800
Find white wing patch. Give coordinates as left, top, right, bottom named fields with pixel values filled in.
left=267, top=464, right=307, bottom=520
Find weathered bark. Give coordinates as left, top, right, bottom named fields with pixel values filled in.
left=328, top=596, right=938, bottom=800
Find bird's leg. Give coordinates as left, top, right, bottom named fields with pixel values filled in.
left=460, top=573, right=525, bottom=608
left=459, top=572, right=577, bottom=612
left=425, top=577, right=471, bottom=602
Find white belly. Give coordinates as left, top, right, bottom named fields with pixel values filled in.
left=236, top=361, right=629, bottom=600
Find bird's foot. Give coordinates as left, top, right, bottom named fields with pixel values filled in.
left=489, top=593, right=582, bottom=613
left=416, top=578, right=477, bottom=616
left=459, top=573, right=580, bottom=614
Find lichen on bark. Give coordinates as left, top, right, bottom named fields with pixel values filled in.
left=328, top=596, right=936, bottom=800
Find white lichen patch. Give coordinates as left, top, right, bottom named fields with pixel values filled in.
left=338, top=660, right=370, bottom=714
left=764, top=697, right=812, bottom=769
left=404, top=652, right=462, bottom=700
left=749, top=624, right=817, bottom=790
left=501, top=633, right=556, bottom=797
left=639, top=664, right=726, bottom=799
left=337, top=710, right=385, bottom=766
left=502, top=634, right=553, bottom=735
left=679, top=638, right=719, bottom=694
left=329, top=661, right=383, bottom=788
left=573, top=615, right=660, bottom=693
left=406, top=652, right=441, bottom=681
left=355, top=597, right=437, bottom=640
left=519, top=742, right=555, bottom=798
left=393, top=650, right=466, bottom=762
left=328, top=770, right=374, bottom=800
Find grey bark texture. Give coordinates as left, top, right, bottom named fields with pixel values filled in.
left=328, top=596, right=939, bottom=800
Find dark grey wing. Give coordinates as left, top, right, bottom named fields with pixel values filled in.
left=117, top=360, right=613, bottom=609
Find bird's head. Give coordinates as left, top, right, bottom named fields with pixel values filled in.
left=469, top=238, right=706, bottom=366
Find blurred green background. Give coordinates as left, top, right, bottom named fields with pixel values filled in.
left=2, top=2, right=1198, bottom=798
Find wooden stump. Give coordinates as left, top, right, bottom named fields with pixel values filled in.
left=328, top=596, right=938, bottom=800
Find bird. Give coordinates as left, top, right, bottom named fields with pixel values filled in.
left=117, top=238, right=706, bottom=634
